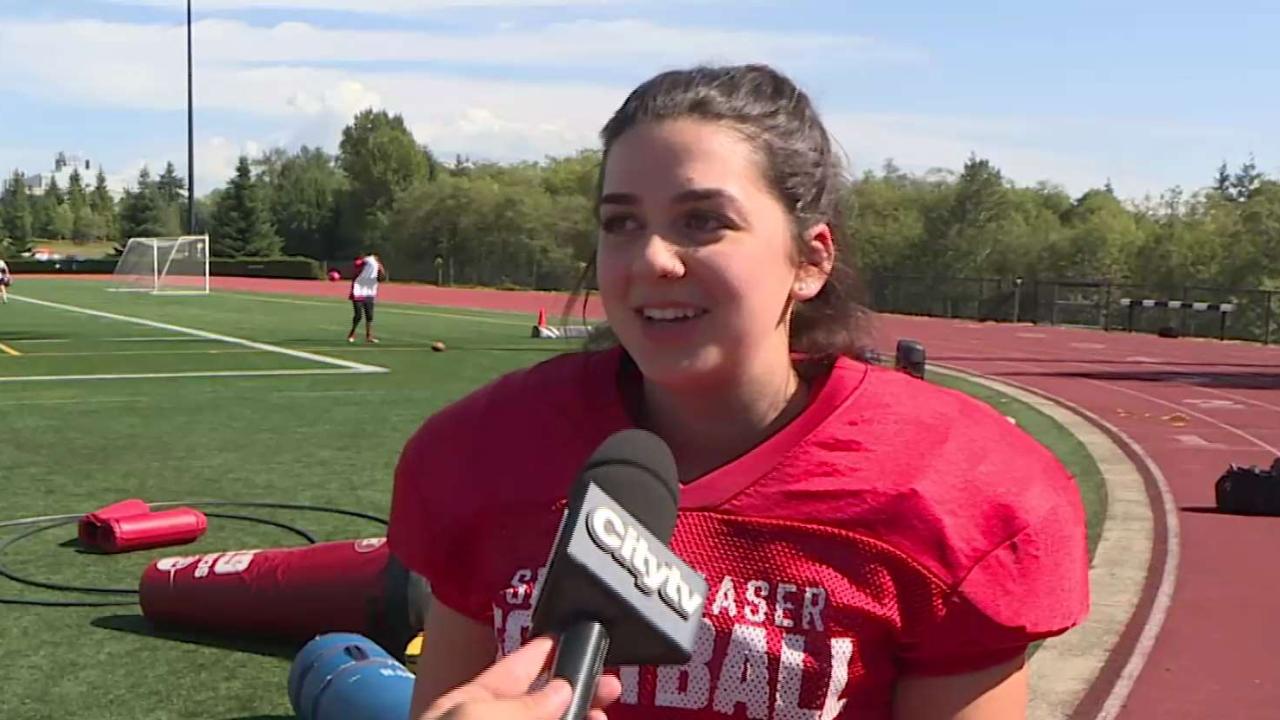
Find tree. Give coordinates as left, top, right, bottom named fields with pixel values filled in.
left=385, top=170, right=583, bottom=290
left=34, top=175, right=70, bottom=240
left=267, top=146, right=346, bottom=259
left=89, top=169, right=118, bottom=242
left=116, top=167, right=182, bottom=252
left=66, top=169, right=91, bottom=243
left=1045, top=188, right=1142, bottom=279
left=156, top=162, right=186, bottom=205
left=1225, top=180, right=1280, bottom=288
left=71, top=204, right=98, bottom=243
left=933, top=154, right=1015, bottom=276
left=1213, top=161, right=1232, bottom=198
left=1, top=171, right=34, bottom=252
left=44, top=176, right=64, bottom=207
left=209, top=155, right=282, bottom=257
left=50, top=203, right=75, bottom=240
left=541, top=150, right=601, bottom=198
left=848, top=169, right=931, bottom=278
left=336, top=109, right=432, bottom=256
left=1230, top=155, right=1265, bottom=202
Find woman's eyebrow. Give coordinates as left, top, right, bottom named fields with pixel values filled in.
left=599, top=188, right=744, bottom=208
left=673, top=188, right=745, bottom=214
left=599, top=192, right=639, bottom=206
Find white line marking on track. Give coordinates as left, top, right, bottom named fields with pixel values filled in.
left=1172, top=434, right=1224, bottom=448
left=1012, top=356, right=1279, bottom=459
left=1182, top=398, right=1245, bottom=410
left=1093, top=431, right=1180, bottom=720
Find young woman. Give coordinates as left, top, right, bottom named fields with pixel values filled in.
left=348, top=253, right=386, bottom=343
left=389, top=63, right=1089, bottom=720
left=0, top=256, right=10, bottom=303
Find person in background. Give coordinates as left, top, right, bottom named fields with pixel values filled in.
left=348, top=253, right=386, bottom=343
left=0, top=256, right=10, bottom=303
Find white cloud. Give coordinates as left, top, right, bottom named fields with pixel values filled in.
left=0, top=18, right=922, bottom=71
left=413, top=108, right=598, bottom=162
left=104, top=0, right=622, bottom=11
left=0, top=16, right=922, bottom=191
left=0, top=14, right=1220, bottom=200
left=826, top=112, right=1180, bottom=199
left=108, top=136, right=264, bottom=196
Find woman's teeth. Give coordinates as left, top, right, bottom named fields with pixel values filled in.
left=642, top=307, right=704, bottom=321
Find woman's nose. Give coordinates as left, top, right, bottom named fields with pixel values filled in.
left=635, top=233, right=686, bottom=280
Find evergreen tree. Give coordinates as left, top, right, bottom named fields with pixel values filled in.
left=209, top=155, right=282, bottom=257
left=90, top=168, right=118, bottom=242
left=1, top=171, right=34, bottom=252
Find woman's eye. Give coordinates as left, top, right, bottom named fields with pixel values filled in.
left=600, top=215, right=639, bottom=234
left=685, top=211, right=728, bottom=233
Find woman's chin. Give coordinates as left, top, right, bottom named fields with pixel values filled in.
left=626, top=344, right=726, bottom=390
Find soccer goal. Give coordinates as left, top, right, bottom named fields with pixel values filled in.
left=109, top=235, right=211, bottom=295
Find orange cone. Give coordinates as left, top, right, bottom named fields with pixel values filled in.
left=536, top=308, right=547, bottom=327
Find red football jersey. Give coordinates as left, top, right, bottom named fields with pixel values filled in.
left=388, top=346, right=1089, bottom=719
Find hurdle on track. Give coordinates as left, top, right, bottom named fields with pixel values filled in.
left=1119, top=297, right=1236, bottom=340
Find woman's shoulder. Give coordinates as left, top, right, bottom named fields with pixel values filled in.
left=846, top=363, right=1077, bottom=499
left=806, top=362, right=1085, bottom=582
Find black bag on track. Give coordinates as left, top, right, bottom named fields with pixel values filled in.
left=1215, top=458, right=1280, bottom=516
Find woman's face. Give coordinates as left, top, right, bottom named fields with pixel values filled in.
left=596, top=118, right=825, bottom=389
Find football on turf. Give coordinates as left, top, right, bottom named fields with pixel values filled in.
left=430, top=341, right=446, bottom=352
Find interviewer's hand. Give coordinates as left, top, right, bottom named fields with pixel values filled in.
left=424, top=636, right=622, bottom=720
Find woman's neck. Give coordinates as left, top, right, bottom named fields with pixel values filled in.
left=635, top=353, right=811, bottom=483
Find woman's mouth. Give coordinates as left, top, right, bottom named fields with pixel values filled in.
left=638, top=306, right=709, bottom=322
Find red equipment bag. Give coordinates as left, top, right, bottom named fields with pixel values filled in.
left=138, top=537, right=424, bottom=656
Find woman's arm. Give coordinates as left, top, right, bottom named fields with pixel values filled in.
left=410, top=599, right=502, bottom=720
left=893, top=655, right=1028, bottom=720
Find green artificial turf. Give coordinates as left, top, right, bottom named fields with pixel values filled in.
left=0, top=279, right=1106, bottom=718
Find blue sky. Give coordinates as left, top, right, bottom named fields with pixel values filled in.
left=1, top=0, right=1276, bottom=201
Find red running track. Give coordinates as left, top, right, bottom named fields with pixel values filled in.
left=31, top=275, right=1280, bottom=718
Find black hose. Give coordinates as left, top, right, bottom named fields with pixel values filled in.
left=0, top=500, right=387, bottom=608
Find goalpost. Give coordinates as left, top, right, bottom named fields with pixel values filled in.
left=109, top=235, right=211, bottom=295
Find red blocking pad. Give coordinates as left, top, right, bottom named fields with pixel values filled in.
left=139, top=538, right=405, bottom=645
left=98, top=507, right=207, bottom=554
left=78, top=498, right=152, bottom=549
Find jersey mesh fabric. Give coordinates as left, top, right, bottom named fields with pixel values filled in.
left=388, top=346, right=1089, bottom=719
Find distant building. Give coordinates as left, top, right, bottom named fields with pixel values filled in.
left=24, top=152, right=97, bottom=195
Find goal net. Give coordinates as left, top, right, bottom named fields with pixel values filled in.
left=110, top=236, right=211, bottom=294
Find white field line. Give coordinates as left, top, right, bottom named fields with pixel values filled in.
left=10, top=294, right=388, bottom=375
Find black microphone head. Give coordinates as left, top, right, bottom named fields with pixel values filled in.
left=574, top=428, right=679, bottom=541
left=532, top=428, right=704, bottom=667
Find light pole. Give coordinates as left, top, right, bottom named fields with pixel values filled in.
left=1013, top=276, right=1024, bottom=323
left=187, top=0, right=195, bottom=233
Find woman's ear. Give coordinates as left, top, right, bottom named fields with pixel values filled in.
left=792, top=222, right=836, bottom=302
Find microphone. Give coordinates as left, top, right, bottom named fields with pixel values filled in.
left=530, top=429, right=708, bottom=720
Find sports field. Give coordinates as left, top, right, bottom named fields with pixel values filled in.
left=0, top=278, right=1103, bottom=719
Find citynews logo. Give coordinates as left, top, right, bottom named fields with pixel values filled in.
left=586, top=505, right=704, bottom=620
